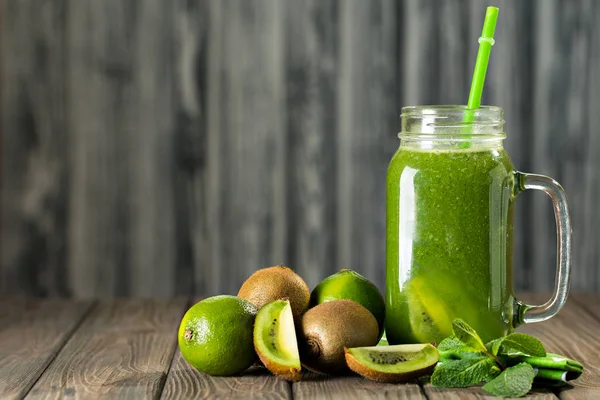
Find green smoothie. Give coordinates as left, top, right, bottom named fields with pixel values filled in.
left=385, top=145, right=516, bottom=344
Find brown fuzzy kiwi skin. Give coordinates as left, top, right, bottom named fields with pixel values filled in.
left=255, top=347, right=302, bottom=382
left=344, top=348, right=437, bottom=383
left=299, top=300, right=379, bottom=374
left=238, top=265, right=310, bottom=320
left=253, top=298, right=302, bottom=382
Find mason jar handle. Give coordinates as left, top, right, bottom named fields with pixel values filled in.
left=513, top=172, right=572, bottom=326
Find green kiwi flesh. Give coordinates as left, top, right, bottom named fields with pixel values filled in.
left=345, top=344, right=439, bottom=383
left=406, top=277, right=453, bottom=343
left=254, top=299, right=301, bottom=381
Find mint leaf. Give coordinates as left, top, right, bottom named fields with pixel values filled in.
left=431, top=356, right=497, bottom=388
left=452, top=319, right=486, bottom=352
left=485, top=365, right=502, bottom=382
left=439, top=336, right=485, bottom=361
left=438, top=336, right=465, bottom=352
left=482, top=362, right=535, bottom=398
left=494, top=333, right=546, bottom=357
left=486, top=338, right=503, bottom=355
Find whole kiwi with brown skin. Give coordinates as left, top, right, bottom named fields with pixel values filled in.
left=238, top=265, right=310, bottom=321
left=299, top=299, right=379, bottom=374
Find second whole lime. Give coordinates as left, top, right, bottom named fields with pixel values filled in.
left=310, top=269, right=385, bottom=337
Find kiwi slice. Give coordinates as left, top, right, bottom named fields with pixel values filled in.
left=345, top=344, right=439, bottom=383
left=254, top=299, right=301, bottom=381
left=406, top=277, right=453, bottom=343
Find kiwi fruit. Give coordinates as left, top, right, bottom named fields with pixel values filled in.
left=310, top=269, right=386, bottom=339
left=254, top=299, right=301, bottom=381
left=406, top=277, right=453, bottom=343
left=299, top=300, right=379, bottom=374
left=345, top=343, right=439, bottom=383
left=238, top=265, right=310, bottom=320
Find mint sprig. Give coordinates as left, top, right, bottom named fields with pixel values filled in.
left=483, top=363, right=536, bottom=398
left=489, top=333, right=546, bottom=357
left=438, top=336, right=482, bottom=361
left=452, top=319, right=487, bottom=353
left=431, top=356, right=499, bottom=387
left=431, top=319, right=540, bottom=398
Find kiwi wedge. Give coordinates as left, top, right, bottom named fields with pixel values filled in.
left=345, top=344, right=439, bottom=383
left=254, top=299, right=302, bottom=381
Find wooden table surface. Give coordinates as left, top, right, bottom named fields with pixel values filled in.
left=1, top=294, right=599, bottom=399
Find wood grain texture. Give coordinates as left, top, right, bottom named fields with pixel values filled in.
left=403, top=0, right=470, bottom=105
left=0, top=0, right=70, bottom=296
left=0, top=299, right=93, bottom=400
left=293, top=373, right=425, bottom=400
left=530, top=0, right=600, bottom=292
left=422, top=381, right=557, bottom=400
left=206, top=0, right=288, bottom=295
left=1, top=298, right=599, bottom=399
left=285, top=0, right=338, bottom=289
left=66, top=0, right=178, bottom=297
left=572, top=293, right=600, bottom=320
left=171, top=0, right=211, bottom=297
left=517, top=294, right=600, bottom=400
left=25, top=299, right=187, bottom=399
left=336, top=0, right=398, bottom=290
left=161, top=351, right=291, bottom=400
left=2, top=1, right=600, bottom=296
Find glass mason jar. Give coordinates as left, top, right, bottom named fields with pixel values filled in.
left=385, top=106, right=572, bottom=344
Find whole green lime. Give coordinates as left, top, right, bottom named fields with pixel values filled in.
left=178, top=295, right=257, bottom=376
left=311, top=269, right=385, bottom=338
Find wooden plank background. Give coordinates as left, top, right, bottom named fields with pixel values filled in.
left=1, top=0, right=599, bottom=297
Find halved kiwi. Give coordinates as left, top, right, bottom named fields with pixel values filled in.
left=254, top=299, right=301, bottom=381
left=406, top=277, right=453, bottom=343
left=345, top=343, right=439, bottom=383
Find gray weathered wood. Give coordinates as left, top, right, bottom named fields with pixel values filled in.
left=205, top=0, right=288, bottom=295
left=0, top=0, right=70, bottom=296
left=293, top=373, right=426, bottom=400
left=0, top=299, right=93, bottom=400
left=171, top=0, right=211, bottom=297
left=66, top=0, right=178, bottom=297
left=161, top=351, right=292, bottom=400
left=422, top=381, right=558, bottom=400
left=0, top=298, right=596, bottom=398
left=572, top=293, right=600, bottom=320
left=531, top=0, right=600, bottom=291
left=336, top=0, right=398, bottom=290
left=579, top=2, right=600, bottom=292
left=285, top=0, right=338, bottom=289
left=518, top=294, right=600, bottom=400
left=2, top=0, right=600, bottom=296
left=530, top=1, right=560, bottom=292
left=25, top=299, right=187, bottom=399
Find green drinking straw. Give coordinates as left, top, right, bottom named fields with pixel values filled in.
left=461, top=6, right=499, bottom=148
